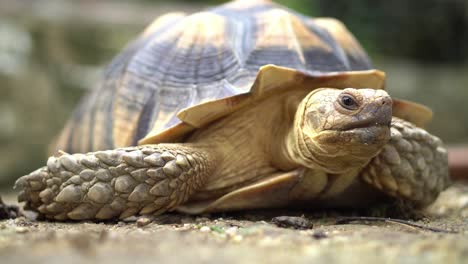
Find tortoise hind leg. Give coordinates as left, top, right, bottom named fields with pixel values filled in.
left=15, top=144, right=217, bottom=220
left=360, top=117, right=450, bottom=207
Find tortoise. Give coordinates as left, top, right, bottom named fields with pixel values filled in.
left=15, top=0, right=450, bottom=220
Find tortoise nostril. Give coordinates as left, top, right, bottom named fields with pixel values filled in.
left=381, top=97, right=391, bottom=106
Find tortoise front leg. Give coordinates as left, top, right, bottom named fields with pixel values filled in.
left=15, top=144, right=217, bottom=220
left=361, top=117, right=450, bottom=207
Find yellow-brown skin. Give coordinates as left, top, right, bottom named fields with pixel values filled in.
left=185, top=88, right=392, bottom=202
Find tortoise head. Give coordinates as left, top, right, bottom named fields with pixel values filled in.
left=289, top=88, right=392, bottom=173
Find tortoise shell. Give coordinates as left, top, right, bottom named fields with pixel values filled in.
left=53, top=0, right=429, bottom=153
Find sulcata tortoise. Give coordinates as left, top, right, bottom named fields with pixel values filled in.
left=15, top=0, right=450, bottom=220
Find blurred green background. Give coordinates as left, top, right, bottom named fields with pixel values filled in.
left=0, top=0, right=467, bottom=188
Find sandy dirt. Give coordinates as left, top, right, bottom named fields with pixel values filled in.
left=0, top=184, right=467, bottom=264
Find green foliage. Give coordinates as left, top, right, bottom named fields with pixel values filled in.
left=318, top=0, right=468, bottom=63
left=275, top=0, right=317, bottom=16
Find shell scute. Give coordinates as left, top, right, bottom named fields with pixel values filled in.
left=52, top=0, right=427, bottom=153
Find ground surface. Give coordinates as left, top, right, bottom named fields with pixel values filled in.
left=0, top=184, right=467, bottom=264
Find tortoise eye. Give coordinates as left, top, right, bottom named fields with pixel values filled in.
left=338, top=94, right=359, bottom=110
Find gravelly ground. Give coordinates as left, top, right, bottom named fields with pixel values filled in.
left=0, top=184, right=467, bottom=264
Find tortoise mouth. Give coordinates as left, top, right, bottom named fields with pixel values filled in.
left=338, top=117, right=392, bottom=131
left=315, top=125, right=391, bottom=156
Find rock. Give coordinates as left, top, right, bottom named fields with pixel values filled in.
left=271, top=216, right=312, bottom=230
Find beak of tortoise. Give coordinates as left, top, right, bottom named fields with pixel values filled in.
left=340, top=95, right=393, bottom=131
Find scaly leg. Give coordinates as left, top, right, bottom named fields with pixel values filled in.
left=15, top=144, right=217, bottom=220
left=361, top=117, right=450, bottom=207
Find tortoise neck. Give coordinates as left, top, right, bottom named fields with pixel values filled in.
left=274, top=92, right=325, bottom=172
left=270, top=131, right=301, bottom=171
left=269, top=92, right=308, bottom=171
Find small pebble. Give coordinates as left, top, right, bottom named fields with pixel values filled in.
left=200, top=226, right=211, bottom=232
left=232, top=235, right=243, bottom=242
left=15, top=227, right=28, bottom=233
left=311, top=230, right=328, bottom=240
left=122, top=216, right=138, bottom=223
left=136, top=217, right=152, bottom=227
left=225, top=226, right=238, bottom=236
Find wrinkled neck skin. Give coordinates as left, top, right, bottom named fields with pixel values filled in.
left=278, top=88, right=392, bottom=175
